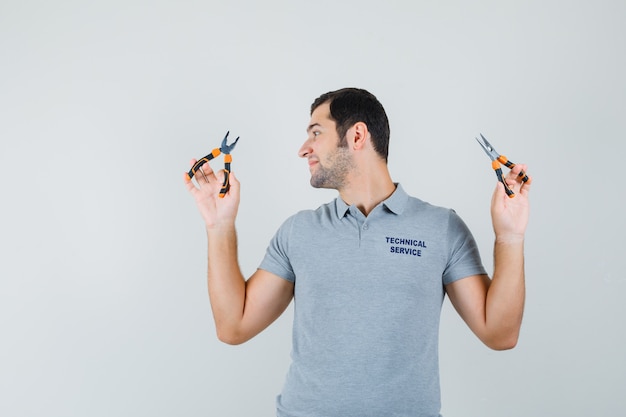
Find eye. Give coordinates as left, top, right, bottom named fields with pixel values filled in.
left=312, top=131, right=320, bottom=137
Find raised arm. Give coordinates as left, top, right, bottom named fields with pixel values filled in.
left=184, top=161, right=294, bottom=345
left=446, top=163, right=531, bottom=350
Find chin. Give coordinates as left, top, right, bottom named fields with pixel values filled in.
left=309, top=178, right=324, bottom=189
left=309, top=179, right=323, bottom=188
left=310, top=179, right=337, bottom=190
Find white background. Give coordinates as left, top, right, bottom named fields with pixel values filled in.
left=1, top=1, right=624, bottom=416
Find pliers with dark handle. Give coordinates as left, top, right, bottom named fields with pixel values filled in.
left=475, top=133, right=528, bottom=198
left=186, top=131, right=240, bottom=198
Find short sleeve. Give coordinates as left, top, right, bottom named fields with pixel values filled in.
left=258, top=215, right=296, bottom=282
left=442, top=210, right=487, bottom=285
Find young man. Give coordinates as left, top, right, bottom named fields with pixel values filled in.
left=184, top=88, right=531, bottom=417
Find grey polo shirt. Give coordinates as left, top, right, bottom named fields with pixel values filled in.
left=260, top=184, right=486, bottom=417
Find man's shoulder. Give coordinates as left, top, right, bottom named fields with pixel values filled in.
left=402, top=193, right=453, bottom=218
left=283, top=199, right=337, bottom=225
left=401, top=192, right=475, bottom=241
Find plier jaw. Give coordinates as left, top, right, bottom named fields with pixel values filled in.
left=219, top=131, right=240, bottom=154
left=475, top=134, right=500, bottom=161
left=475, top=133, right=528, bottom=198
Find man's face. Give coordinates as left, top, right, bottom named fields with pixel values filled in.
left=299, top=102, right=353, bottom=190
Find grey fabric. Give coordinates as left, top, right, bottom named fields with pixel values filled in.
left=259, top=184, right=486, bottom=417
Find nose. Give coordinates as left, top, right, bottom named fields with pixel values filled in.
left=298, top=138, right=312, bottom=158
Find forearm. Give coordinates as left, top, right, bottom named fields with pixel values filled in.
left=206, top=224, right=246, bottom=341
left=448, top=164, right=530, bottom=350
left=485, top=236, right=525, bottom=349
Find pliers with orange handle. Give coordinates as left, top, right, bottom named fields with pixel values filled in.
left=186, top=131, right=240, bottom=198
left=475, top=133, right=529, bottom=198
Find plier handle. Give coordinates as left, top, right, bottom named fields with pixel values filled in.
left=186, top=131, right=240, bottom=198
left=475, top=133, right=528, bottom=198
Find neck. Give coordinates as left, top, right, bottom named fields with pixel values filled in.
left=338, top=161, right=396, bottom=216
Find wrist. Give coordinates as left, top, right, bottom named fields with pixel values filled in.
left=206, top=220, right=236, bottom=234
left=494, top=233, right=525, bottom=245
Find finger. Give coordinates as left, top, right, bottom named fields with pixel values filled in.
left=200, top=162, right=219, bottom=183
left=228, top=171, right=240, bottom=194
left=218, top=168, right=233, bottom=181
left=519, top=174, right=532, bottom=196
left=516, top=163, right=528, bottom=176
left=507, top=163, right=526, bottom=181
left=491, top=181, right=508, bottom=212
left=198, top=165, right=210, bottom=184
left=512, top=163, right=532, bottom=193
left=229, top=171, right=239, bottom=186
left=184, top=171, right=199, bottom=194
left=200, top=161, right=214, bottom=175
left=188, top=158, right=218, bottom=182
left=492, top=180, right=506, bottom=201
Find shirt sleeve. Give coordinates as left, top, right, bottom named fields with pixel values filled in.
left=442, top=209, right=487, bottom=285
left=258, top=214, right=296, bottom=282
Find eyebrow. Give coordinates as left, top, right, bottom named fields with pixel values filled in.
left=307, top=123, right=321, bottom=132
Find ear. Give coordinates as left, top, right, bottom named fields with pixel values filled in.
left=349, top=122, right=369, bottom=151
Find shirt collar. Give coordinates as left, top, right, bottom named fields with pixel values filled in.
left=333, top=183, right=408, bottom=219
left=335, top=196, right=351, bottom=218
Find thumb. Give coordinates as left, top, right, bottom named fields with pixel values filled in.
left=492, top=181, right=506, bottom=203
left=229, top=171, right=240, bottom=192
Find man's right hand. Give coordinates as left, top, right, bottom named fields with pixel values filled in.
left=184, top=159, right=240, bottom=229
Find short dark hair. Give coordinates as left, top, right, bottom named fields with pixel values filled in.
left=311, top=88, right=390, bottom=161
